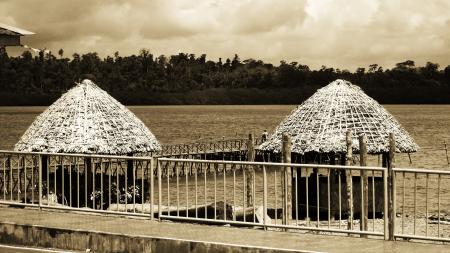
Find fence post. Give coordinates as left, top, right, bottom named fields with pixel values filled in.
left=282, top=133, right=292, bottom=225
left=263, top=165, right=268, bottom=230
left=388, top=133, right=396, bottom=240
left=149, top=157, right=155, bottom=220
left=359, top=135, right=368, bottom=237
left=38, top=155, right=43, bottom=210
left=345, top=131, right=353, bottom=231
left=247, top=134, right=255, bottom=206
left=157, top=159, right=162, bottom=221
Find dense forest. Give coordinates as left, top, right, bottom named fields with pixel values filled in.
left=0, top=48, right=449, bottom=105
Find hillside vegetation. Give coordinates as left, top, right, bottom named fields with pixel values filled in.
left=1, top=49, right=449, bottom=105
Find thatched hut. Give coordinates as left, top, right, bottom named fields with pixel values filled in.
left=259, top=79, right=419, bottom=219
left=15, top=79, right=161, bottom=154
left=259, top=79, right=418, bottom=157
left=14, top=79, right=161, bottom=208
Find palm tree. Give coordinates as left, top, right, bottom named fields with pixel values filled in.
left=58, top=48, right=64, bottom=59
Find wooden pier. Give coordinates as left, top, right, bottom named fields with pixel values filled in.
left=158, top=136, right=263, bottom=160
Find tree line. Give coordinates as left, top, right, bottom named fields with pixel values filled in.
left=0, top=48, right=449, bottom=105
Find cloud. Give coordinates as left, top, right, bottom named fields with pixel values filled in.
left=1, top=0, right=449, bottom=69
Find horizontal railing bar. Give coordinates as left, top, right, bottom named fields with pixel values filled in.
left=265, top=224, right=384, bottom=236
left=158, top=158, right=385, bottom=171
left=160, top=215, right=262, bottom=226
left=4, top=201, right=151, bottom=217
left=393, top=167, right=450, bottom=175
left=0, top=201, right=39, bottom=208
left=161, top=215, right=384, bottom=236
left=0, top=150, right=154, bottom=161
left=39, top=205, right=152, bottom=218
left=0, top=201, right=153, bottom=218
left=394, top=234, right=450, bottom=243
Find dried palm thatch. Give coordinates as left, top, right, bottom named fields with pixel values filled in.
left=259, top=79, right=418, bottom=154
left=15, top=79, right=161, bottom=154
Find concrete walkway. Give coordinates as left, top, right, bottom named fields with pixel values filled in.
left=0, top=206, right=448, bottom=253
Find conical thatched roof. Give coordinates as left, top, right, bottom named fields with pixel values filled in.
left=15, top=79, right=161, bottom=155
left=259, top=79, right=418, bottom=154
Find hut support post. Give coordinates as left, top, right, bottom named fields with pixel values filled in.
left=38, top=155, right=48, bottom=208
left=359, top=135, right=368, bottom=237
left=345, top=131, right=353, bottom=232
left=40, top=155, right=48, bottom=195
left=388, top=133, right=396, bottom=241
left=38, top=155, right=43, bottom=209
left=281, top=133, right=292, bottom=225
left=246, top=134, right=255, bottom=207
left=85, top=158, right=93, bottom=208
left=127, top=154, right=134, bottom=186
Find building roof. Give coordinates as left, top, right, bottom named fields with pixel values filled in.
left=15, top=79, right=161, bottom=155
left=0, top=23, right=35, bottom=36
left=259, top=79, right=419, bottom=154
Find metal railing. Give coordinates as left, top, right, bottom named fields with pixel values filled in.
left=392, top=167, right=450, bottom=242
left=157, top=158, right=388, bottom=237
left=2, top=150, right=450, bottom=243
left=0, top=150, right=157, bottom=218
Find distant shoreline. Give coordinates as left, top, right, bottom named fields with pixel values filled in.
left=1, top=86, right=450, bottom=106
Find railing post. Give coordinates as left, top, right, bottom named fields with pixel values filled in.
left=157, top=158, right=162, bottom=221
left=246, top=134, right=255, bottom=206
left=388, top=133, right=396, bottom=240
left=345, top=131, right=353, bottom=231
left=282, top=133, right=292, bottom=225
left=38, top=154, right=43, bottom=210
left=149, top=157, right=155, bottom=220
left=263, top=165, right=267, bottom=230
left=359, top=135, right=368, bottom=238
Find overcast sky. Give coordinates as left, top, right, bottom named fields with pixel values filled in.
left=1, top=0, right=449, bottom=70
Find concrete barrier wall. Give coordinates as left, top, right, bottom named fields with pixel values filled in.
left=0, top=222, right=303, bottom=253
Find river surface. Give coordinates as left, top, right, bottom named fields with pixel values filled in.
left=0, top=105, right=449, bottom=169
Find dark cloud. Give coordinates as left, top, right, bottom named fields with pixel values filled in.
left=1, top=0, right=449, bottom=69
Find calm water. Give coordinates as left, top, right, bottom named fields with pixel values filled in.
left=0, top=105, right=449, bottom=169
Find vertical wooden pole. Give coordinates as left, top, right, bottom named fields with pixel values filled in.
left=282, top=133, right=292, bottom=225
left=246, top=134, right=255, bottom=206
left=85, top=158, right=93, bottom=208
left=40, top=155, right=50, bottom=186
left=38, top=155, right=43, bottom=210
left=345, top=131, right=353, bottom=231
left=388, top=133, right=396, bottom=240
left=359, top=135, right=368, bottom=237
left=41, top=155, right=48, bottom=195
left=127, top=153, right=134, bottom=186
